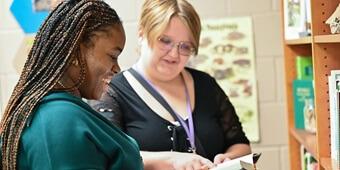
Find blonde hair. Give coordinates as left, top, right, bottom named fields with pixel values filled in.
left=139, top=0, right=201, bottom=55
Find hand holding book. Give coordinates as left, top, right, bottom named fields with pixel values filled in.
left=211, top=153, right=261, bottom=170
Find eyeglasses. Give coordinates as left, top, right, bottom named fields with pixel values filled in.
left=156, top=35, right=196, bottom=56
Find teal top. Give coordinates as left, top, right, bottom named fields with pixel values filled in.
left=18, top=91, right=143, bottom=170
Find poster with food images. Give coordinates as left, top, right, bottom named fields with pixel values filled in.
left=188, top=17, right=260, bottom=142
left=0, top=82, right=2, bottom=116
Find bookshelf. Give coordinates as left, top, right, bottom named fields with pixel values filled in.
left=280, top=0, right=340, bottom=170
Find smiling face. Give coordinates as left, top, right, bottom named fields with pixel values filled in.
left=79, top=24, right=125, bottom=99
left=140, top=16, right=194, bottom=81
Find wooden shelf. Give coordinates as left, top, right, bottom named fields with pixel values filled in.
left=314, top=34, right=340, bottom=43
left=290, top=128, right=317, bottom=158
left=320, top=157, right=332, bottom=170
left=285, top=37, right=312, bottom=45
left=281, top=1, right=339, bottom=169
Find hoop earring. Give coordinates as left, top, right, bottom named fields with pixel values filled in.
left=59, top=57, right=86, bottom=93
left=71, top=56, right=86, bottom=89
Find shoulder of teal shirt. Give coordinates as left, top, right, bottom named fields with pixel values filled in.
left=19, top=91, right=143, bottom=170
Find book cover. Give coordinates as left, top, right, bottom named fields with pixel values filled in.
left=284, top=0, right=307, bottom=39
left=300, top=146, right=318, bottom=170
left=304, top=0, right=311, bottom=36
left=329, top=70, right=340, bottom=169
left=335, top=92, right=340, bottom=169
left=296, top=56, right=313, bottom=80
left=303, top=97, right=316, bottom=133
left=304, top=153, right=318, bottom=170
left=293, top=79, right=314, bottom=129
left=211, top=153, right=261, bottom=170
left=328, top=75, right=336, bottom=168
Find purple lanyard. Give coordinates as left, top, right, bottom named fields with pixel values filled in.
left=180, top=83, right=196, bottom=153
left=133, top=66, right=196, bottom=152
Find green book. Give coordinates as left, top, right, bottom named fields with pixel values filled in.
left=293, top=79, right=314, bottom=129
left=296, top=56, right=313, bottom=80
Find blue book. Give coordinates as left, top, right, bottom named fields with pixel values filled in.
left=293, top=79, right=314, bottom=129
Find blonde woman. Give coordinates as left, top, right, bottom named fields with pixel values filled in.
left=91, top=0, right=251, bottom=169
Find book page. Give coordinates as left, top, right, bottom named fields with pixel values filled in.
left=211, top=153, right=254, bottom=170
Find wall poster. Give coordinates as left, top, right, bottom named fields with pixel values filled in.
left=0, top=81, right=2, bottom=116
left=188, top=17, right=260, bottom=142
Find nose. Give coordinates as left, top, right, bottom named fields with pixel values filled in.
left=168, top=44, right=180, bottom=58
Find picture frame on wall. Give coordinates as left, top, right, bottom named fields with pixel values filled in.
left=31, top=0, right=62, bottom=12
left=32, top=0, right=51, bottom=12
left=284, top=0, right=308, bottom=39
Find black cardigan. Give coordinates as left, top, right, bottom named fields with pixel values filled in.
left=89, top=67, right=249, bottom=161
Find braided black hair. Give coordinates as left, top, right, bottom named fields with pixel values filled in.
left=0, top=0, right=121, bottom=169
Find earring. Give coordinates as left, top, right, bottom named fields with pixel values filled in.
left=71, top=58, right=79, bottom=66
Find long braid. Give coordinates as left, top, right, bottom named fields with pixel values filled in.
left=0, top=0, right=121, bottom=169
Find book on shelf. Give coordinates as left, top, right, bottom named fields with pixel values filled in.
left=303, top=97, right=315, bottom=133
left=328, top=70, right=340, bottom=169
left=284, top=0, right=310, bottom=39
left=304, top=0, right=311, bottom=36
left=211, top=153, right=261, bottom=170
left=293, top=79, right=314, bottom=130
left=296, top=56, right=313, bottom=80
left=300, top=146, right=318, bottom=170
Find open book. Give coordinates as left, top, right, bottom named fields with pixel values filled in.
left=211, top=153, right=261, bottom=170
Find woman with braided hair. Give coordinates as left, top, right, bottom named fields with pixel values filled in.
left=0, top=0, right=143, bottom=169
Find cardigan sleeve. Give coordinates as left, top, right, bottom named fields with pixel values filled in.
left=213, top=78, right=250, bottom=149
left=88, top=86, right=124, bottom=129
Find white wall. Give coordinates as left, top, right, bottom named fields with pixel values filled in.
left=0, top=0, right=288, bottom=169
